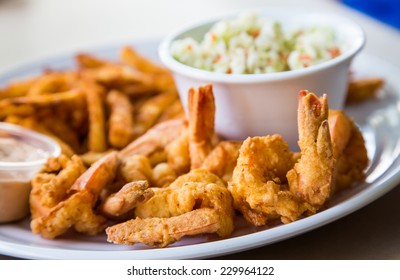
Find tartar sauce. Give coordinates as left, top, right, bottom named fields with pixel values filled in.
left=0, top=137, right=49, bottom=223
left=0, top=137, right=49, bottom=162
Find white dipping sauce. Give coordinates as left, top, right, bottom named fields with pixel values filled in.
left=0, top=179, right=31, bottom=223
left=0, top=137, right=48, bottom=223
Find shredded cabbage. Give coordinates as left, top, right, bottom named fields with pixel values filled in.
left=170, top=12, right=342, bottom=74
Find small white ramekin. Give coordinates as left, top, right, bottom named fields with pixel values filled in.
left=0, top=122, right=61, bottom=223
left=159, top=9, right=365, bottom=149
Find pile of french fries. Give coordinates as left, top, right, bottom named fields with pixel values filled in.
left=0, top=45, right=384, bottom=162
left=0, top=47, right=185, bottom=162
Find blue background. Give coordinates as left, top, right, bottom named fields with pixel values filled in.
left=343, top=0, right=400, bottom=29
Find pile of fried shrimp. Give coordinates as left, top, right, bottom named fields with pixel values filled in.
left=0, top=47, right=379, bottom=248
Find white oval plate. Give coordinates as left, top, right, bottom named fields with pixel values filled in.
left=1, top=40, right=400, bottom=259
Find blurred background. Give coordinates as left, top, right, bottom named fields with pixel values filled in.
left=342, top=0, right=400, bottom=29
left=0, top=0, right=399, bottom=71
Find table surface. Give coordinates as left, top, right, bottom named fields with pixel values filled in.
left=1, top=0, right=400, bottom=260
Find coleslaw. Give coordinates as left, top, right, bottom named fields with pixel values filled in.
left=170, top=12, right=342, bottom=74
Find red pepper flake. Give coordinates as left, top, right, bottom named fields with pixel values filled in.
left=299, top=53, right=311, bottom=61
left=249, top=29, right=260, bottom=38
left=213, top=54, right=221, bottom=63
left=328, top=47, right=341, bottom=58
left=210, top=32, right=217, bottom=42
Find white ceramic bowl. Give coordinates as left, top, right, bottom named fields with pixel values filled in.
left=0, top=123, right=61, bottom=223
left=159, top=9, right=365, bottom=149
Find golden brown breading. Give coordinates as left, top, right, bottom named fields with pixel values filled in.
left=106, top=90, right=135, bottom=149
left=188, top=84, right=217, bottom=169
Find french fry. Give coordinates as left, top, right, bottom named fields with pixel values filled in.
left=134, top=89, right=178, bottom=136
left=0, top=104, right=35, bottom=117
left=27, top=71, right=78, bottom=96
left=106, top=90, right=135, bottom=149
left=79, top=149, right=116, bottom=166
left=120, top=46, right=169, bottom=74
left=346, top=78, right=384, bottom=104
left=0, top=89, right=85, bottom=117
left=80, top=64, right=153, bottom=87
left=117, top=83, right=161, bottom=97
left=64, top=93, right=88, bottom=134
left=0, top=78, right=37, bottom=100
left=75, top=53, right=110, bottom=69
left=39, top=117, right=82, bottom=153
left=80, top=78, right=108, bottom=152
left=157, top=98, right=185, bottom=123
left=0, top=47, right=183, bottom=165
left=120, top=46, right=176, bottom=92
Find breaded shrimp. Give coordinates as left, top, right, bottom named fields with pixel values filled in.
left=106, top=169, right=234, bottom=247
left=328, top=110, right=368, bottom=191
left=30, top=154, right=86, bottom=219
left=152, top=162, right=177, bottom=188
left=287, top=90, right=335, bottom=210
left=31, top=152, right=119, bottom=239
left=230, top=91, right=336, bottom=225
left=99, top=162, right=177, bottom=219
left=118, top=154, right=153, bottom=183
left=100, top=180, right=154, bottom=218
left=188, top=84, right=218, bottom=169
left=106, top=208, right=224, bottom=247
left=201, top=141, right=242, bottom=182
left=229, top=135, right=304, bottom=225
left=118, top=118, right=188, bottom=158
left=165, top=130, right=190, bottom=175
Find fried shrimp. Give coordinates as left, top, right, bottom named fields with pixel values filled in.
left=30, top=154, right=86, bottom=219
left=118, top=155, right=153, bottom=183
left=230, top=91, right=336, bottom=225
left=229, top=135, right=304, bottom=225
left=287, top=90, right=335, bottom=210
left=188, top=84, right=218, bottom=169
left=118, top=118, right=188, bottom=158
left=106, top=208, right=224, bottom=247
left=152, top=162, right=177, bottom=188
left=165, top=130, right=190, bottom=175
left=30, top=152, right=119, bottom=239
left=201, top=141, right=242, bottom=182
left=106, top=169, right=234, bottom=247
left=134, top=169, right=230, bottom=217
left=100, top=181, right=154, bottom=218
left=100, top=162, right=175, bottom=219
left=328, top=110, right=368, bottom=191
